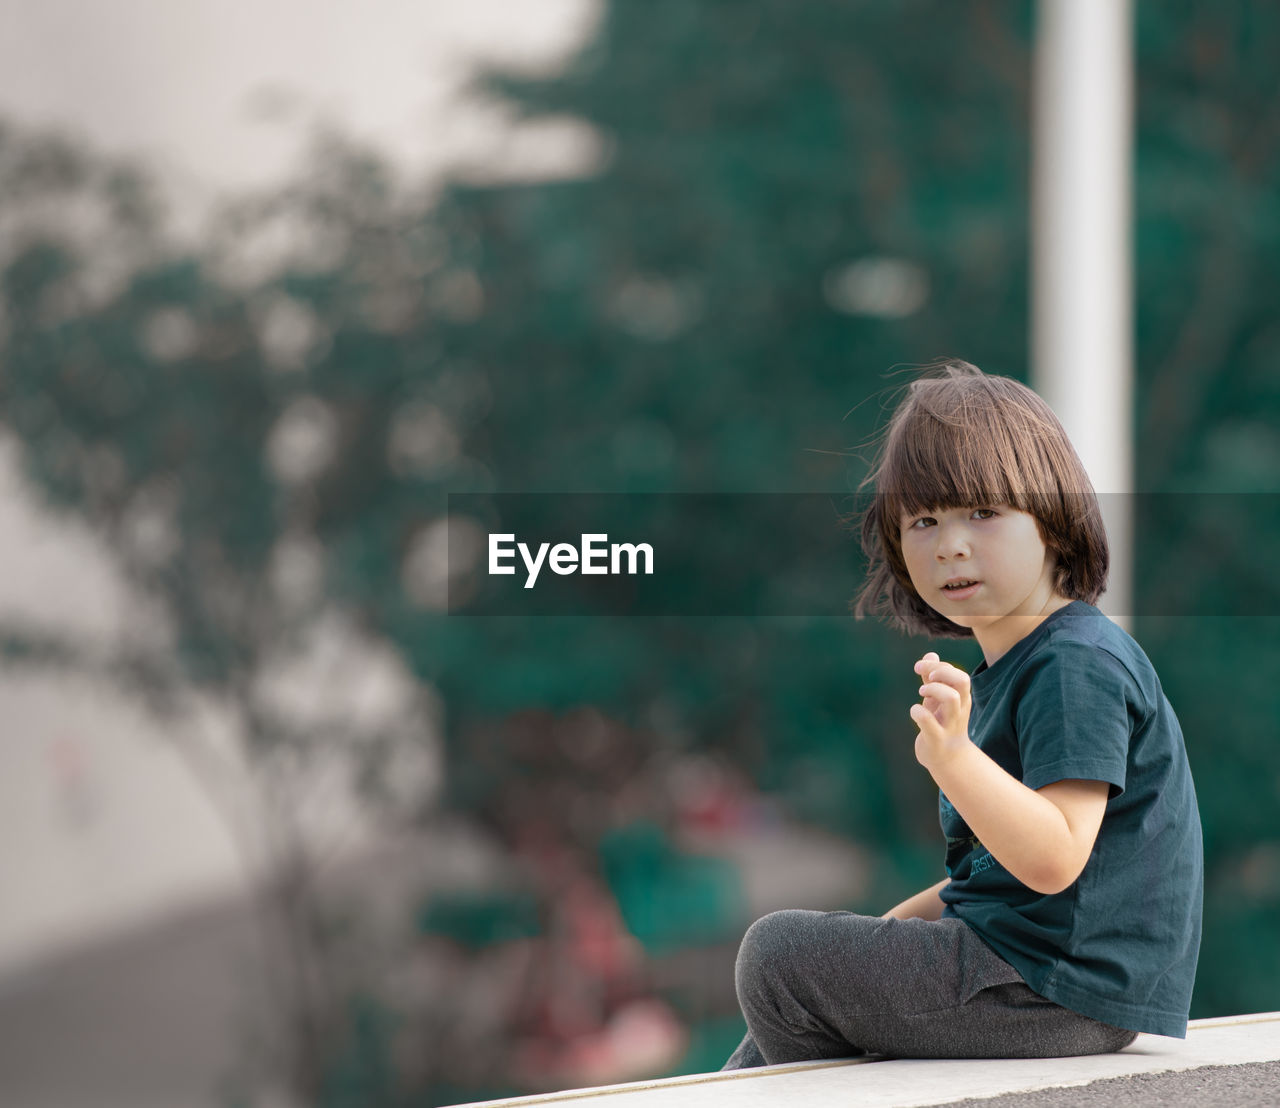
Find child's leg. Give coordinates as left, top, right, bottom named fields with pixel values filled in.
left=721, top=1030, right=767, bottom=1070
left=723, top=910, right=1134, bottom=1068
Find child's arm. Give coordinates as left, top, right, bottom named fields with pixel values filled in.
left=911, top=653, right=1110, bottom=896
left=882, top=877, right=949, bottom=921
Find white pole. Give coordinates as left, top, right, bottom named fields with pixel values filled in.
left=1031, top=0, right=1133, bottom=629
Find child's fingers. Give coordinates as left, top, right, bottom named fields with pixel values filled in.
left=919, top=681, right=962, bottom=704
left=910, top=703, right=949, bottom=748
left=920, top=661, right=970, bottom=691
left=913, top=652, right=940, bottom=674
left=909, top=702, right=937, bottom=731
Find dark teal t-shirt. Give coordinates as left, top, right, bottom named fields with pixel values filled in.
left=938, top=601, right=1203, bottom=1038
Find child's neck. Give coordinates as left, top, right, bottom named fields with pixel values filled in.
left=975, top=594, right=1075, bottom=667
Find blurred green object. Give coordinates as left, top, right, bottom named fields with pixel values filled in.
left=417, top=888, right=542, bottom=949
left=317, top=994, right=399, bottom=1108
left=599, top=823, right=746, bottom=954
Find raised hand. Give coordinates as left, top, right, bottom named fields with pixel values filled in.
left=909, top=652, right=973, bottom=771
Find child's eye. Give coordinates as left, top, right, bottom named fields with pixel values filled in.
left=972, top=508, right=998, bottom=520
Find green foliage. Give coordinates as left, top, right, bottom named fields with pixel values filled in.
left=599, top=822, right=745, bottom=953
left=317, top=995, right=400, bottom=1108
left=418, top=888, right=542, bottom=949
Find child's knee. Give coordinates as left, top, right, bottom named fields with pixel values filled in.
left=734, top=910, right=811, bottom=999
left=738, top=910, right=808, bottom=962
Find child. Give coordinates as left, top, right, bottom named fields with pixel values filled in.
left=722, top=361, right=1202, bottom=1068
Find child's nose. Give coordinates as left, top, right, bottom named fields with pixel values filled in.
left=934, top=522, right=971, bottom=559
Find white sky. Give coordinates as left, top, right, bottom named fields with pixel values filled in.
left=0, top=0, right=601, bottom=234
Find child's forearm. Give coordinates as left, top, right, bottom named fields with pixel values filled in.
left=882, top=877, right=949, bottom=920
left=912, top=654, right=1109, bottom=896
left=926, top=741, right=1101, bottom=895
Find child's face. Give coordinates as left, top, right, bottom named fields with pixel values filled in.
left=898, top=504, right=1066, bottom=663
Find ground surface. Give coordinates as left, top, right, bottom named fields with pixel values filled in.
left=941, top=1059, right=1280, bottom=1107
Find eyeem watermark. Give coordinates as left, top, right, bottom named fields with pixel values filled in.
left=489, top=533, right=655, bottom=589
left=447, top=493, right=1276, bottom=616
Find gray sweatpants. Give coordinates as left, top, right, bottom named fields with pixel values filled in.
left=723, top=910, right=1137, bottom=1069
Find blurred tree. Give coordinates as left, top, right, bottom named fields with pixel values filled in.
left=1130, top=0, right=1280, bottom=1019
left=0, top=122, right=447, bottom=1103
left=399, top=0, right=1040, bottom=847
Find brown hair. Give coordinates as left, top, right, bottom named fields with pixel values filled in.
left=851, top=360, right=1109, bottom=638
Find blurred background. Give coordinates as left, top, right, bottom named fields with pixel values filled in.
left=0, top=1, right=1277, bottom=1105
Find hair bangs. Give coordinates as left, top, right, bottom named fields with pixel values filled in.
left=879, top=408, right=1033, bottom=526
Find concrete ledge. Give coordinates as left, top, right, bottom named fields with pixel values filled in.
left=443, top=1012, right=1280, bottom=1107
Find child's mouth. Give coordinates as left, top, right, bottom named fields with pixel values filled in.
left=942, top=580, right=981, bottom=598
